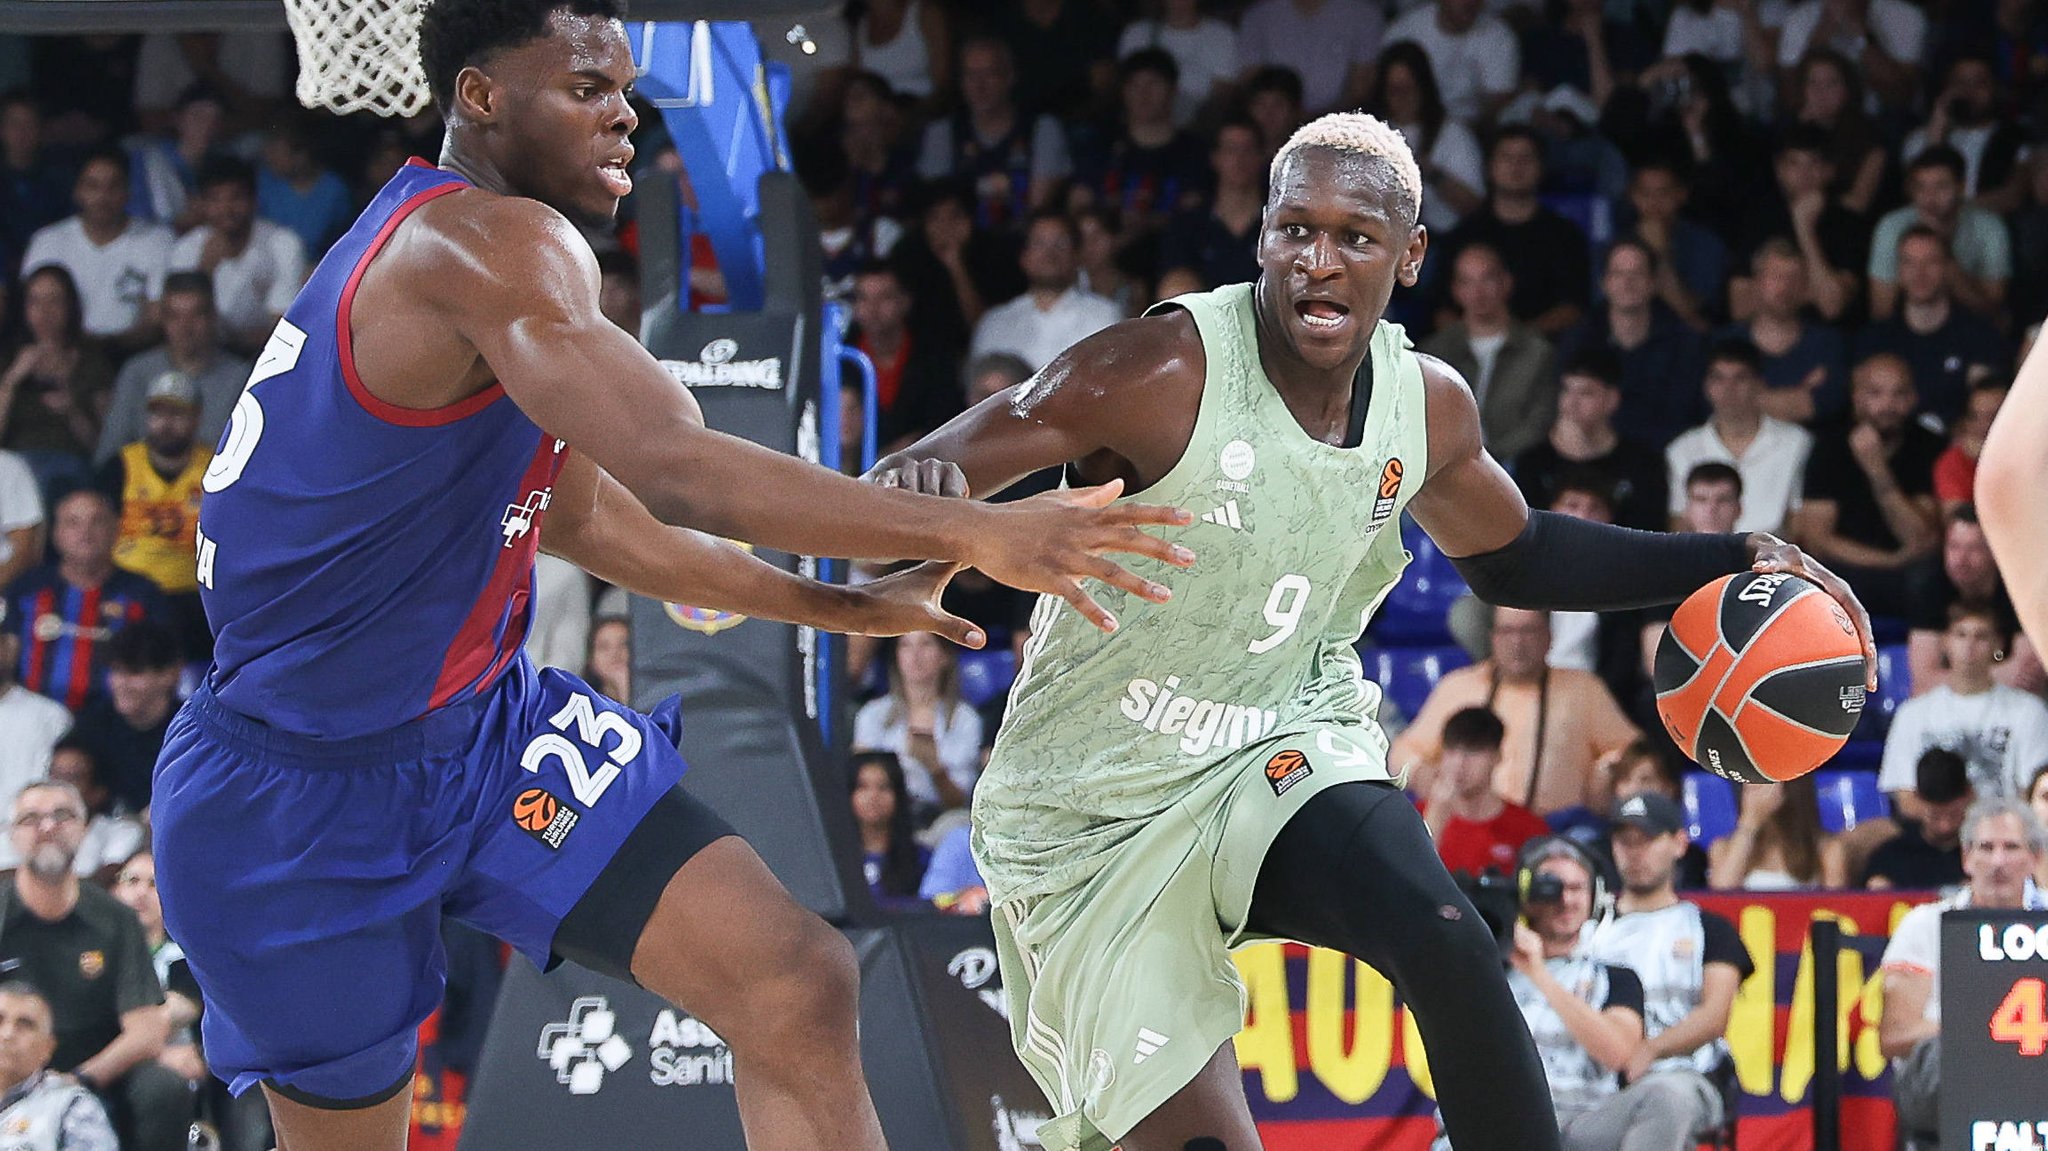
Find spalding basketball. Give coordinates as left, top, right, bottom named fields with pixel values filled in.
left=1654, top=572, right=1867, bottom=783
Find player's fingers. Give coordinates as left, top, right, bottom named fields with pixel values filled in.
left=925, top=608, right=986, bottom=650
left=1057, top=581, right=1119, bottom=633
left=1103, top=500, right=1195, bottom=528
left=1062, top=478, right=1125, bottom=509
left=1085, top=555, right=1173, bottom=604
left=1094, top=526, right=1195, bottom=569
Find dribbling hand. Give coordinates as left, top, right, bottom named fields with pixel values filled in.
left=1747, top=533, right=1878, bottom=690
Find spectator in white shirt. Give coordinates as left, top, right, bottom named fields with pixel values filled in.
left=1384, top=0, right=1521, bottom=126
left=19, top=147, right=171, bottom=350
left=970, top=211, right=1123, bottom=371
left=1236, top=0, right=1383, bottom=116
left=1879, top=798, right=2046, bottom=1146
left=1880, top=603, right=2048, bottom=803
left=853, top=632, right=983, bottom=819
left=1665, top=339, right=1812, bottom=535
left=166, top=158, right=305, bottom=356
left=1118, top=0, right=1240, bottom=126
left=0, top=601, right=70, bottom=833
left=0, top=451, right=43, bottom=591
left=1775, top=0, right=1925, bottom=110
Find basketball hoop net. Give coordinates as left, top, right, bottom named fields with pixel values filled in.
left=283, top=0, right=433, bottom=117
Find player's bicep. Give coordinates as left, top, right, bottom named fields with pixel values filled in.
left=1408, top=354, right=1528, bottom=557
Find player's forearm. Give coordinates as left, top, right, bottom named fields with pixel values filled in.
left=1534, top=974, right=1639, bottom=1071
left=1451, top=512, right=1753, bottom=611
left=646, top=422, right=994, bottom=564
left=1644, top=1004, right=1728, bottom=1062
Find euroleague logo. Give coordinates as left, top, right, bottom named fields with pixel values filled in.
left=1368, top=456, right=1403, bottom=533
left=1264, top=748, right=1313, bottom=796
left=514, top=787, right=579, bottom=850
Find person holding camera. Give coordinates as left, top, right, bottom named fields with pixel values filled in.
left=1583, top=792, right=1754, bottom=1141
left=1438, top=836, right=1697, bottom=1151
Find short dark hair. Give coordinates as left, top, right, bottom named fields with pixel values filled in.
left=1898, top=222, right=1948, bottom=255
left=1916, top=747, right=1971, bottom=804
left=1706, top=336, right=1764, bottom=376
left=1774, top=123, right=1834, bottom=161
left=1948, top=600, right=2011, bottom=645
left=1244, top=65, right=1303, bottom=104
left=1487, top=125, right=1544, bottom=165
left=49, top=735, right=98, bottom=784
left=1120, top=47, right=1178, bottom=87
left=161, top=270, right=214, bottom=304
left=1953, top=501, right=1980, bottom=526
left=1024, top=208, right=1081, bottom=249
left=419, top=0, right=628, bottom=112
left=105, top=622, right=181, bottom=673
left=1442, top=706, right=1506, bottom=752
left=1907, top=144, right=1967, bottom=184
left=1562, top=348, right=1622, bottom=390
left=78, top=144, right=130, bottom=183
left=1605, top=236, right=1659, bottom=276
left=1685, top=461, right=1744, bottom=497
left=196, top=155, right=257, bottom=195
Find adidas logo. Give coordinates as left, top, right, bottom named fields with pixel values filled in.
left=1134, top=1027, right=1170, bottom=1065
left=1200, top=500, right=1243, bottom=530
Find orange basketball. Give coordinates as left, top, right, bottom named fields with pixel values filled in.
left=513, top=788, right=559, bottom=832
left=1653, top=573, right=1867, bottom=783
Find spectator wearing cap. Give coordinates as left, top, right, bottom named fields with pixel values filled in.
left=18, top=147, right=170, bottom=349
left=1585, top=791, right=1754, bottom=1132
left=1869, top=146, right=2011, bottom=322
left=0, top=780, right=180, bottom=1151
left=1236, top=0, right=1383, bottom=117
left=166, top=156, right=306, bottom=356
left=0, top=982, right=119, bottom=1151
left=71, top=623, right=180, bottom=817
left=94, top=370, right=209, bottom=664
left=1864, top=747, right=1973, bottom=889
left=1511, top=350, right=1667, bottom=533
left=1419, top=243, right=1556, bottom=462
left=1663, top=338, right=1811, bottom=536
left=0, top=597, right=70, bottom=821
left=1880, top=799, right=2046, bottom=1148
left=95, top=272, right=247, bottom=465
left=1420, top=706, right=1550, bottom=877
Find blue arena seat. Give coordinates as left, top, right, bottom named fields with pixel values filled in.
left=956, top=648, right=1019, bottom=709
left=1683, top=772, right=1738, bottom=847
left=1374, top=518, right=1469, bottom=645
left=1813, top=769, right=1890, bottom=834
left=1369, top=644, right=1472, bottom=724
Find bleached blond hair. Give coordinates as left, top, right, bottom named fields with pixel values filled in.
left=1269, top=112, right=1424, bottom=227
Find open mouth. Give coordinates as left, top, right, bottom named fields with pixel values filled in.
left=597, top=158, right=633, bottom=196
left=1295, top=298, right=1350, bottom=330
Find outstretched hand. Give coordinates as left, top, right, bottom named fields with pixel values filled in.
left=971, top=479, right=1195, bottom=633
left=1747, top=533, right=1878, bottom=691
left=849, top=562, right=985, bottom=648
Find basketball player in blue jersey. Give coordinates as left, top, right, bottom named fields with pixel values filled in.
left=148, top=3, right=1197, bottom=1149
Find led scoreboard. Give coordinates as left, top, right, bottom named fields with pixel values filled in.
left=1943, top=911, right=2048, bottom=1151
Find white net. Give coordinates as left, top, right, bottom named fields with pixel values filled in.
left=283, top=0, right=433, bottom=118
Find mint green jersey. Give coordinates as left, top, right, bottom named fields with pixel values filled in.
left=974, top=283, right=1433, bottom=905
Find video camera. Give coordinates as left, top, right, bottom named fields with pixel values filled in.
left=1455, top=868, right=1568, bottom=961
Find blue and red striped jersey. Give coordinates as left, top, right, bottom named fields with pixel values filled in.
left=197, top=160, right=569, bottom=739
left=5, top=565, right=166, bottom=711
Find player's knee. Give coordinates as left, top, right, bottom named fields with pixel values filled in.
left=729, top=915, right=859, bottom=1049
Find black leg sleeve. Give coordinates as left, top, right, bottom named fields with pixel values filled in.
left=1246, top=782, right=1561, bottom=1151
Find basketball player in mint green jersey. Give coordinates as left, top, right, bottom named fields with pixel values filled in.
left=872, top=113, right=1876, bottom=1151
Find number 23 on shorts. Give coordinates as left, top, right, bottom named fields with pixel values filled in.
left=521, top=692, right=641, bottom=807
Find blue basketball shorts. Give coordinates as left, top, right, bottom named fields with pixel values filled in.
left=153, top=655, right=724, bottom=1106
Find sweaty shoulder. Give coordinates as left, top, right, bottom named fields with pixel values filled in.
left=395, top=190, right=599, bottom=320
left=1011, top=310, right=1206, bottom=485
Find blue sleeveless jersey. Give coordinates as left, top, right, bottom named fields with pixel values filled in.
left=198, top=160, right=568, bottom=738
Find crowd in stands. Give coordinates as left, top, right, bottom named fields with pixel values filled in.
left=1, top=0, right=2047, bottom=1145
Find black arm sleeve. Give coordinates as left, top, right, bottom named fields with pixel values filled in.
left=1448, top=511, right=1754, bottom=612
